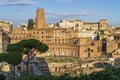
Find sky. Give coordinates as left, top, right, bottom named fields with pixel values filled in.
left=0, top=0, right=120, bottom=26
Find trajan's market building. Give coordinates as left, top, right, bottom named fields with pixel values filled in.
left=8, top=8, right=120, bottom=58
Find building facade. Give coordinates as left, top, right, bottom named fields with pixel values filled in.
left=59, top=18, right=108, bottom=31
left=8, top=8, right=119, bottom=59
left=0, top=29, right=10, bottom=53
left=0, top=20, right=13, bottom=33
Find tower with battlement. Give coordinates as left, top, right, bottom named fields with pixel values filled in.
left=36, top=8, right=46, bottom=29
left=99, top=19, right=108, bottom=30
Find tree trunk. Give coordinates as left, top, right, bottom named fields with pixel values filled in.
left=13, top=65, right=16, bottom=79
left=26, top=54, right=30, bottom=76
left=23, top=49, right=36, bottom=76
left=10, top=65, right=16, bottom=80
left=0, top=62, right=4, bottom=74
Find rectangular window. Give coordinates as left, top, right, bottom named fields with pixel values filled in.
left=88, top=48, right=90, bottom=51
left=91, top=49, right=93, bottom=52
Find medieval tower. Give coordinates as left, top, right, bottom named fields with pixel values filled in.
left=36, top=8, right=46, bottom=29
left=99, top=19, right=108, bottom=30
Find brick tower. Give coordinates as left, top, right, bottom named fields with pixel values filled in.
left=36, top=8, right=46, bottom=29
left=99, top=19, right=108, bottom=30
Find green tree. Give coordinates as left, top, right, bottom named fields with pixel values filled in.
left=27, top=19, right=34, bottom=30
left=5, top=52, right=22, bottom=79
left=6, top=39, right=49, bottom=75
left=96, top=31, right=100, bottom=40
left=56, top=23, right=59, bottom=26
left=21, top=25, right=27, bottom=30
left=0, top=54, right=5, bottom=63
left=102, top=38, right=107, bottom=55
left=0, top=52, right=22, bottom=79
left=0, top=53, right=9, bottom=75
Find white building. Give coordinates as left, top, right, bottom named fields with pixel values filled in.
left=59, top=19, right=74, bottom=28
left=76, top=29, right=97, bottom=40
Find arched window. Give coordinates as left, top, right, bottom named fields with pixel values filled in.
left=114, top=36, right=116, bottom=40
left=117, top=36, right=120, bottom=40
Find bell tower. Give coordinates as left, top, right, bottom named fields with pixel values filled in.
left=36, top=8, right=46, bottom=29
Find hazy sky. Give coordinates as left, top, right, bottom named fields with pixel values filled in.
left=0, top=0, right=120, bottom=26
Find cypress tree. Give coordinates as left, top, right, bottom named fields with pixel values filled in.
left=27, top=19, right=34, bottom=30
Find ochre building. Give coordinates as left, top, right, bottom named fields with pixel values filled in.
left=0, top=20, right=13, bottom=33
left=9, top=8, right=110, bottom=58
